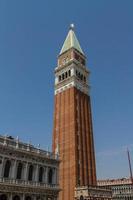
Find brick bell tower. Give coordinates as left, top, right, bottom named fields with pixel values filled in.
left=52, top=24, right=99, bottom=200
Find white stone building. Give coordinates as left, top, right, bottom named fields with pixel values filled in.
left=0, top=135, right=60, bottom=200
left=98, top=178, right=133, bottom=200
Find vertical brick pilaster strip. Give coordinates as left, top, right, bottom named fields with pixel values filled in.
left=75, top=89, right=79, bottom=186
left=59, top=91, right=64, bottom=200
left=88, top=96, right=97, bottom=185
left=62, top=90, right=65, bottom=200
left=86, top=95, right=93, bottom=185
left=69, top=87, right=76, bottom=200
left=68, top=88, right=71, bottom=200
left=81, top=93, right=87, bottom=186
left=88, top=97, right=97, bottom=185
left=77, top=91, right=82, bottom=186
left=64, top=89, right=69, bottom=199
left=84, top=95, right=91, bottom=185
left=83, top=94, right=89, bottom=186
left=79, top=90, right=85, bottom=186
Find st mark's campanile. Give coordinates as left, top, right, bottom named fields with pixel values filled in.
left=52, top=25, right=108, bottom=200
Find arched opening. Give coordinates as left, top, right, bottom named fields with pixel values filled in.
left=62, top=73, right=65, bottom=80
left=0, top=194, right=7, bottom=200
left=80, top=195, right=84, bottom=200
left=48, top=168, right=53, bottom=184
left=25, top=197, right=32, bottom=200
left=80, top=74, right=83, bottom=81
left=28, top=165, right=34, bottom=181
left=68, top=70, right=71, bottom=77
left=65, top=71, right=68, bottom=78
left=4, top=160, right=11, bottom=178
left=59, top=75, right=61, bottom=82
left=16, top=163, right=23, bottom=179
left=39, top=167, right=44, bottom=183
left=13, top=196, right=20, bottom=200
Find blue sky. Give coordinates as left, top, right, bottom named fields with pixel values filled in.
left=0, top=0, right=133, bottom=179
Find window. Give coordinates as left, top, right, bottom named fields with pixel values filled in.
left=39, top=167, right=44, bottom=183
left=68, top=70, right=71, bottom=77
left=4, top=160, right=11, bottom=178
left=65, top=72, right=68, bottom=78
left=84, top=76, right=86, bottom=82
left=80, top=195, right=84, bottom=200
left=16, top=163, right=23, bottom=180
left=62, top=73, right=65, bottom=80
left=28, top=165, right=34, bottom=181
left=59, top=75, right=61, bottom=82
left=48, top=168, right=53, bottom=184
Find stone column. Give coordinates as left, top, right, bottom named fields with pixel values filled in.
left=56, top=168, right=59, bottom=185
left=53, top=168, right=56, bottom=185
left=11, top=160, right=17, bottom=179
left=35, top=164, right=39, bottom=182
left=22, top=194, right=25, bottom=200
left=9, top=193, right=12, bottom=200
left=45, top=167, right=48, bottom=184
left=32, top=196, right=36, bottom=200
left=0, top=157, right=5, bottom=178
left=24, top=162, right=29, bottom=181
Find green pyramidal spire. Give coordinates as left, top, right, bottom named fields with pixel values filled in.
left=59, top=24, right=84, bottom=55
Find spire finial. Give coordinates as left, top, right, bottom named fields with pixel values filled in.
left=70, top=23, right=75, bottom=30
left=59, top=24, right=84, bottom=55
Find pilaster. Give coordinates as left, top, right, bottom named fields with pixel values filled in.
left=35, top=164, right=39, bottom=182
left=45, top=167, right=48, bottom=184
left=11, top=160, right=17, bottom=179
left=9, top=193, right=12, bottom=200
left=0, top=157, right=5, bottom=178
left=24, top=162, right=29, bottom=181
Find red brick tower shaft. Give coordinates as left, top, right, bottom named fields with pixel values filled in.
left=52, top=25, right=97, bottom=200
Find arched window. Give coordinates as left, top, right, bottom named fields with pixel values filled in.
left=16, top=163, right=23, bottom=179
left=84, top=76, right=86, bottom=82
left=4, top=160, right=11, bottom=178
left=39, top=167, right=44, bottom=183
left=68, top=70, right=71, bottom=77
left=59, top=75, right=61, bottom=82
left=62, top=73, right=65, bottom=80
left=48, top=168, right=53, bottom=184
left=80, top=195, right=84, bottom=200
left=65, top=72, right=68, bottom=78
left=28, top=165, right=34, bottom=181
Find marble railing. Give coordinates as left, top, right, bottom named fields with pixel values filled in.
left=0, top=177, right=59, bottom=188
